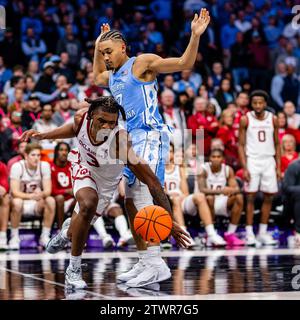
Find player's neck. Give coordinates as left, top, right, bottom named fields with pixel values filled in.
left=254, top=110, right=265, bottom=119
left=115, top=56, right=130, bottom=72
left=166, top=163, right=175, bottom=171
left=210, top=164, right=221, bottom=173
left=26, top=161, right=38, bottom=171
left=56, top=159, right=67, bottom=168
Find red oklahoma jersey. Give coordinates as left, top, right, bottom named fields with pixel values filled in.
left=51, top=161, right=73, bottom=200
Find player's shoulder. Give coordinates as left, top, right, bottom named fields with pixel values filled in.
left=11, top=160, right=22, bottom=171
left=135, top=53, right=161, bottom=66
left=75, top=107, right=88, bottom=120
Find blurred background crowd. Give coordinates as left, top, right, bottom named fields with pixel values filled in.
left=1, top=0, right=300, bottom=249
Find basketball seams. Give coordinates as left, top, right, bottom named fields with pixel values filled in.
left=134, top=217, right=172, bottom=230
left=145, top=207, right=157, bottom=241
left=134, top=208, right=149, bottom=233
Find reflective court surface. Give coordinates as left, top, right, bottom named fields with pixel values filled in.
left=1, top=248, right=300, bottom=300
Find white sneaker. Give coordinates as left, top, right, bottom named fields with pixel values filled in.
left=117, top=260, right=147, bottom=282
left=46, top=218, right=71, bottom=253
left=245, top=233, right=258, bottom=246
left=39, top=234, right=50, bottom=248
left=117, top=230, right=135, bottom=247
left=257, top=233, right=278, bottom=245
left=206, top=233, right=226, bottom=247
left=0, top=236, right=8, bottom=250
left=102, top=235, right=115, bottom=249
left=126, top=260, right=171, bottom=288
left=8, top=235, right=20, bottom=250
left=65, top=266, right=87, bottom=289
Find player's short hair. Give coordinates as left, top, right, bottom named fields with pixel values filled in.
left=210, top=148, right=224, bottom=157
left=85, top=96, right=126, bottom=121
left=99, top=30, right=127, bottom=46
left=249, top=90, right=269, bottom=104
left=25, top=142, right=42, bottom=155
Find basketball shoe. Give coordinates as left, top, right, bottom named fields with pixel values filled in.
left=206, top=233, right=227, bottom=247
left=102, top=234, right=115, bottom=249
left=116, top=259, right=147, bottom=282
left=125, top=259, right=171, bottom=288
left=256, top=233, right=278, bottom=245
left=8, top=235, right=20, bottom=250
left=65, top=265, right=87, bottom=289
left=117, top=230, right=135, bottom=248
left=46, top=218, right=71, bottom=253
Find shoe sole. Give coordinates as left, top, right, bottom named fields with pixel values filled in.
left=126, top=271, right=172, bottom=288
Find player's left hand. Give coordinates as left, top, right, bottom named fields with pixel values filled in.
left=171, top=221, right=192, bottom=248
left=191, top=8, right=210, bottom=37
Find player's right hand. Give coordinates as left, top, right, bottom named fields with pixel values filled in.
left=20, top=129, right=43, bottom=142
left=30, top=192, right=43, bottom=201
left=243, top=169, right=251, bottom=183
left=171, top=221, right=192, bottom=248
left=222, top=187, right=235, bottom=196
left=96, top=23, right=110, bottom=43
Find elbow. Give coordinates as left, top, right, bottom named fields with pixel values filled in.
left=178, top=58, right=193, bottom=70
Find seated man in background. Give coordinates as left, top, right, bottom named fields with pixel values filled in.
left=9, top=143, right=55, bottom=249
left=198, top=148, right=245, bottom=246
left=7, top=140, right=27, bottom=173
left=0, top=161, right=9, bottom=250
left=51, top=142, right=75, bottom=230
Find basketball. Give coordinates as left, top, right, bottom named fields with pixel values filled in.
left=134, top=205, right=173, bottom=242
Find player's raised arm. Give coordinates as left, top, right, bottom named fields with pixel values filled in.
left=115, top=130, right=191, bottom=248
left=238, top=115, right=250, bottom=182
left=136, top=8, right=210, bottom=74
left=20, top=108, right=87, bottom=142
left=93, top=23, right=110, bottom=86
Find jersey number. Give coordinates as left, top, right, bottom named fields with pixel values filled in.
left=86, top=152, right=100, bottom=167
left=116, top=94, right=123, bottom=105
left=258, top=130, right=266, bottom=142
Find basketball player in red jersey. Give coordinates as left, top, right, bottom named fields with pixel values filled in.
left=239, top=90, right=281, bottom=246
left=21, top=97, right=190, bottom=289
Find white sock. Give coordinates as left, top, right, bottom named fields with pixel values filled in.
left=93, top=217, right=109, bottom=239
left=227, top=224, right=237, bottom=234
left=258, top=223, right=268, bottom=235
left=11, top=228, right=19, bottom=238
left=246, top=225, right=254, bottom=236
left=138, top=250, right=148, bottom=262
left=205, top=224, right=216, bottom=237
left=147, top=246, right=162, bottom=265
left=41, top=227, right=51, bottom=238
left=70, top=255, right=82, bottom=269
left=0, top=231, right=6, bottom=239
left=114, top=215, right=129, bottom=238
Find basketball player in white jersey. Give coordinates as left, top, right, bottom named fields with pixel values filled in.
left=239, top=90, right=281, bottom=246
left=9, top=143, right=56, bottom=250
left=165, top=143, right=226, bottom=247
left=198, top=148, right=245, bottom=246
left=21, top=97, right=190, bottom=289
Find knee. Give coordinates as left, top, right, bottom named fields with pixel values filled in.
left=235, top=194, right=244, bottom=206
left=45, top=196, right=55, bottom=208
left=246, top=194, right=255, bottom=203
left=264, top=194, right=274, bottom=203
left=79, top=196, right=98, bottom=219
left=3, top=194, right=10, bottom=206
left=12, top=198, right=23, bottom=211
left=108, top=206, right=122, bottom=218
left=193, top=192, right=206, bottom=204
left=55, top=195, right=65, bottom=205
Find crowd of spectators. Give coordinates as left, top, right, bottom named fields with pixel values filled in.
left=1, top=0, right=300, bottom=249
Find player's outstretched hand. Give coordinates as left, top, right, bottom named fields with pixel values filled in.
left=20, top=129, right=43, bottom=142
left=171, top=221, right=192, bottom=248
left=191, top=8, right=210, bottom=37
left=96, top=23, right=111, bottom=43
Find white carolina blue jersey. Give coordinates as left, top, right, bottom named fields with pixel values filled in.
left=108, top=57, right=172, bottom=186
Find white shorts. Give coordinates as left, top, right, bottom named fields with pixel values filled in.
left=244, top=157, right=278, bottom=194
left=71, top=163, right=117, bottom=223
left=22, top=200, right=40, bottom=217
left=214, top=195, right=229, bottom=217
left=182, top=194, right=198, bottom=216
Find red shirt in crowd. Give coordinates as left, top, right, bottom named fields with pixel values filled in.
left=216, top=125, right=239, bottom=170
left=278, top=128, right=300, bottom=145
left=233, top=107, right=249, bottom=139
left=51, top=161, right=73, bottom=200
left=187, top=112, right=219, bottom=156
left=281, top=152, right=298, bottom=175
left=0, top=161, right=9, bottom=193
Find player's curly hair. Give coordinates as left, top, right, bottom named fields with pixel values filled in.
left=99, top=29, right=130, bottom=53
left=249, top=90, right=269, bottom=104
left=85, top=96, right=126, bottom=121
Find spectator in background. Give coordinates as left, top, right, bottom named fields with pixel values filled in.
left=217, top=109, right=239, bottom=170
left=210, top=62, right=224, bottom=91
left=20, top=6, right=43, bottom=36
left=264, top=15, right=283, bottom=50
left=57, top=52, right=74, bottom=83
left=230, top=32, right=250, bottom=88
left=284, top=101, right=300, bottom=129
left=159, top=89, right=187, bottom=148
left=245, top=16, right=267, bottom=44
left=9, top=143, right=55, bottom=250
left=41, top=12, right=60, bottom=53
left=27, top=60, right=40, bottom=82
left=34, top=62, right=55, bottom=94
left=280, top=63, right=300, bottom=109
left=8, top=88, right=25, bottom=112
left=7, top=76, right=26, bottom=105
left=21, top=93, right=42, bottom=130
left=0, top=56, right=12, bottom=93
left=234, top=11, right=252, bottom=34
left=281, top=134, right=298, bottom=177
left=70, top=69, right=88, bottom=102
left=271, top=62, right=287, bottom=109
left=51, top=142, right=75, bottom=229
left=21, top=28, right=47, bottom=63
left=215, top=78, right=235, bottom=111
left=57, top=24, right=82, bottom=67
left=277, top=111, right=300, bottom=145
left=187, top=97, right=219, bottom=157
left=173, top=70, right=198, bottom=94
left=233, top=91, right=250, bottom=138
left=0, top=161, right=9, bottom=250
left=52, top=92, right=75, bottom=127
left=7, top=141, right=27, bottom=173
left=147, top=20, right=164, bottom=45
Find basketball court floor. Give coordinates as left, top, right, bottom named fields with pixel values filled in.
left=1, top=246, right=300, bottom=300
